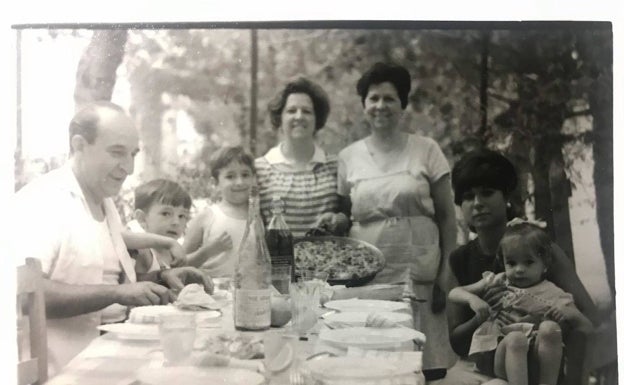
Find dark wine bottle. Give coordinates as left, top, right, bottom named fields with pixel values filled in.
left=265, top=196, right=295, bottom=293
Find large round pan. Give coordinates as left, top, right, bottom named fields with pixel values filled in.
left=293, top=236, right=386, bottom=287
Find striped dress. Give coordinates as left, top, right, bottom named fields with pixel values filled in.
left=255, top=144, right=339, bottom=238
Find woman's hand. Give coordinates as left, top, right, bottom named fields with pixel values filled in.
left=497, top=311, right=541, bottom=326
left=468, top=296, right=490, bottom=323
left=545, top=303, right=577, bottom=324
left=482, top=284, right=506, bottom=309
left=313, top=212, right=349, bottom=235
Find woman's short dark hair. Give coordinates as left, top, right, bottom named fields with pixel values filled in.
left=451, top=149, right=518, bottom=205
left=268, top=77, right=330, bottom=131
left=209, top=146, right=255, bottom=179
left=356, top=62, right=411, bottom=109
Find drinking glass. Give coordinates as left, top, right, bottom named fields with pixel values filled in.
left=158, top=313, right=196, bottom=365
left=272, top=265, right=292, bottom=294
left=289, top=279, right=322, bottom=337
left=263, top=330, right=297, bottom=376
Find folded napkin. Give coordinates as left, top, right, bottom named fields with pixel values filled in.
left=324, top=311, right=402, bottom=330
left=174, top=284, right=224, bottom=310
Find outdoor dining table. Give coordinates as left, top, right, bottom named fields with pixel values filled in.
left=45, top=288, right=424, bottom=385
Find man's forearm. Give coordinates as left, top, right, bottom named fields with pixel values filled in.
left=43, top=279, right=119, bottom=318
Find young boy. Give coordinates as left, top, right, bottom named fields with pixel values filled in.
left=127, top=179, right=193, bottom=273
left=184, top=146, right=254, bottom=278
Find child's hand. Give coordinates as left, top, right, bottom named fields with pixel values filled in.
left=204, top=230, right=233, bottom=254
left=167, top=241, right=187, bottom=267
left=468, top=297, right=490, bottom=323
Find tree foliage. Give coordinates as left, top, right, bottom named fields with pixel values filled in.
left=16, top=26, right=612, bottom=284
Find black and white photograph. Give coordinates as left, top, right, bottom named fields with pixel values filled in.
left=5, top=2, right=621, bottom=385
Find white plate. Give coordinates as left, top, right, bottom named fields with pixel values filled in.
left=97, top=323, right=160, bottom=340
left=319, top=327, right=426, bottom=349
left=323, top=311, right=412, bottom=327
left=128, top=305, right=221, bottom=327
left=136, top=366, right=264, bottom=385
left=306, top=356, right=413, bottom=381
left=323, top=299, right=408, bottom=312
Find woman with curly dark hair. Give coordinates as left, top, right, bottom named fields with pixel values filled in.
left=255, top=77, right=348, bottom=237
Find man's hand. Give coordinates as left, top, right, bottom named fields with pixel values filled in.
left=161, top=266, right=214, bottom=294
left=114, top=282, right=173, bottom=306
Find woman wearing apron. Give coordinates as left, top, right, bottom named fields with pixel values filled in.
left=337, top=62, right=458, bottom=381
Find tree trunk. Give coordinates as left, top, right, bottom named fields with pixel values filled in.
left=74, top=30, right=128, bottom=111
left=589, top=79, right=614, bottom=297
left=548, top=146, right=575, bottom=263
left=532, top=142, right=553, bottom=228
left=514, top=73, right=575, bottom=262
left=129, top=69, right=164, bottom=180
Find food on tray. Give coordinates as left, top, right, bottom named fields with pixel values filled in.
left=190, top=352, right=263, bottom=372
left=196, top=332, right=264, bottom=359
left=128, top=305, right=177, bottom=324
left=294, top=238, right=384, bottom=280
left=175, top=283, right=224, bottom=310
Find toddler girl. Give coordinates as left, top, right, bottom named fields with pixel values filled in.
left=448, top=222, right=592, bottom=385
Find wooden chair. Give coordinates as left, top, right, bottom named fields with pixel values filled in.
left=17, top=258, right=47, bottom=385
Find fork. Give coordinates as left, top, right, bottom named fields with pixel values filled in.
left=289, top=358, right=313, bottom=385
left=289, top=367, right=305, bottom=385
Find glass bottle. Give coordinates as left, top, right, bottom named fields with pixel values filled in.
left=233, top=186, right=272, bottom=331
left=265, top=195, right=295, bottom=293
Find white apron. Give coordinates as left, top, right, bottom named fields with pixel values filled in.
left=349, top=168, right=456, bottom=370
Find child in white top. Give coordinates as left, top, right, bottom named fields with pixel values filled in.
left=127, top=179, right=192, bottom=273
left=184, top=146, right=255, bottom=278
left=448, top=222, right=592, bottom=385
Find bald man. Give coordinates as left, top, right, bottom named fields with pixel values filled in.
left=12, top=102, right=212, bottom=374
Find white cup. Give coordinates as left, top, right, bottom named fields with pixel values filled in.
left=158, top=313, right=196, bottom=365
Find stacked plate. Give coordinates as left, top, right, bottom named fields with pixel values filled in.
left=319, top=299, right=424, bottom=352
left=306, top=357, right=421, bottom=385
left=319, top=327, right=425, bottom=351
left=323, top=299, right=409, bottom=313
left=97, top=305, right=221, bottom=340
left=323, top=311, right=412, bottom=328
left=136, top=366, right=264, bottom=385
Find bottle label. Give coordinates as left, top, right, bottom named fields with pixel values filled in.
left=234, top=289, right=271, bottom=329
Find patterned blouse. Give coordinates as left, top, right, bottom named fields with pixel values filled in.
left=254, top=144, right=339, bottom=238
